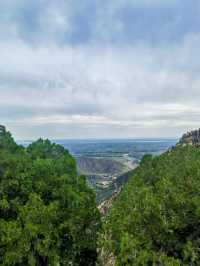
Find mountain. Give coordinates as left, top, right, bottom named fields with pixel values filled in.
left=76, top=156, right=127, bottom=175
left=0, top=126, right=101, bottom=265
left=76, top=156, right=137, bottom=204
left=101, top=130, right=200, bottom=265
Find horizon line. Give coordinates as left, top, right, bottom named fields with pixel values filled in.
left=17, top=137, right=179, bottom=142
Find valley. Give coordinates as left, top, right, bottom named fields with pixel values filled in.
left=52, top=138, right=177, bottom=203
left=5, top=126, right=200, bottom=265
left=18, top=138, right=177, bottom=203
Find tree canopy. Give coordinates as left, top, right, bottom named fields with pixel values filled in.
left=0, top=127, right=101, bottom=266
left=102, top=145, right=200, bottom=265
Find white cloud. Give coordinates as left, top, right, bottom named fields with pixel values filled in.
left=1, top=31, right=200, bottom=138
left=0, top=0, right=199, bottom=138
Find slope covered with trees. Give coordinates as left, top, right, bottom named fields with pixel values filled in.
left=102, top=144, right=200, bottom=265
left=0, top=126, right=101, bottom=266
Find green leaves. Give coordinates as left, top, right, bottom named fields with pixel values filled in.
left=0, top=128, right=101, bottom=265
left=102, top=145, right=200, bottom=265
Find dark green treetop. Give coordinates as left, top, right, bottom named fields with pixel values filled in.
left=0, top=127, right=101, bottom=266
left=102, top=144, right=200, bottom=265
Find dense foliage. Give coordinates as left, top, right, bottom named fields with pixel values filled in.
left=0, top=127, right=101, bottom=265
left=102, top=145, right=200, bottom=265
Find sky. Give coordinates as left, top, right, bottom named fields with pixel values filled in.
left=1, top=0, right=200, bottom=139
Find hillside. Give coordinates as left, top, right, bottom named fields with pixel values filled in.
left=101, top=134, right=200, bottom=265
left=0, top=126, right=101, bottom=265
left=76, top=156, right=135, bottom=204
left=3, top=125, right=200, bottom=265
left=98, top=170, right=136, bottom=215
left=76, top=156, right=127, bottom=175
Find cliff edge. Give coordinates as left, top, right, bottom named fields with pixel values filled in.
left=179, top=128, right=200, bottom=146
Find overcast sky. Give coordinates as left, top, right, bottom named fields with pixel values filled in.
left=1, top=0, right=200, bottom=139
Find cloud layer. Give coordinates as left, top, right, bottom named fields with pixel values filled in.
left=0, top=0, right=200, bottom=138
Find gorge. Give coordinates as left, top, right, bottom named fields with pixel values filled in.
left=2, top=126, right=200, bottom=265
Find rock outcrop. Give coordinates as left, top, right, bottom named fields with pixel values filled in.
left=179, top=129, right=200, bottom=146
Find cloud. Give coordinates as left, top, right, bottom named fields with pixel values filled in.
left=0, top=1, right=200, bottom=138
left=1, top=0, right=199, bottom=45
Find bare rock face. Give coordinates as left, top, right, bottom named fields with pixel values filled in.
left=179, top=129, right=200, bottom=146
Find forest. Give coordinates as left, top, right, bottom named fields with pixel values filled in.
left=0, top=126, right=101, bottom=265
left=2, top=126, right=200, bottom=265
left=102, top=144, right=200, bottom=265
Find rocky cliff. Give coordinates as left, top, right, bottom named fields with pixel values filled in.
left=179, top=128, right=200, bottom=146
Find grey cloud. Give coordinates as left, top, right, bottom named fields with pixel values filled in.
left=1, top=36, right=200, bottom=136
left=0, top=1, right=200, bottom=138
left=1, top=0, right=199, bottom=46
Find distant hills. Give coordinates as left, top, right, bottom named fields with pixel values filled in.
left=76, top=156, right=136, bottom=204
left=76, top=156, right=127, bottom=176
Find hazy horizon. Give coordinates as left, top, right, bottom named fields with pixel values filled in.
left=17, top=136, right=178, bottom=142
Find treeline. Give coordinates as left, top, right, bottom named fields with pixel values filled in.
left=0, top=126, right=101, bottom=265
left=3, top=126, right=200, bottom=266
left=102, top=145, right=200, bottom=265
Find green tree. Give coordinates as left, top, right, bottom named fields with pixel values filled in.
left=102, top=145, right=200, bottom=265
left=0, top=127, right=101, bottom=265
